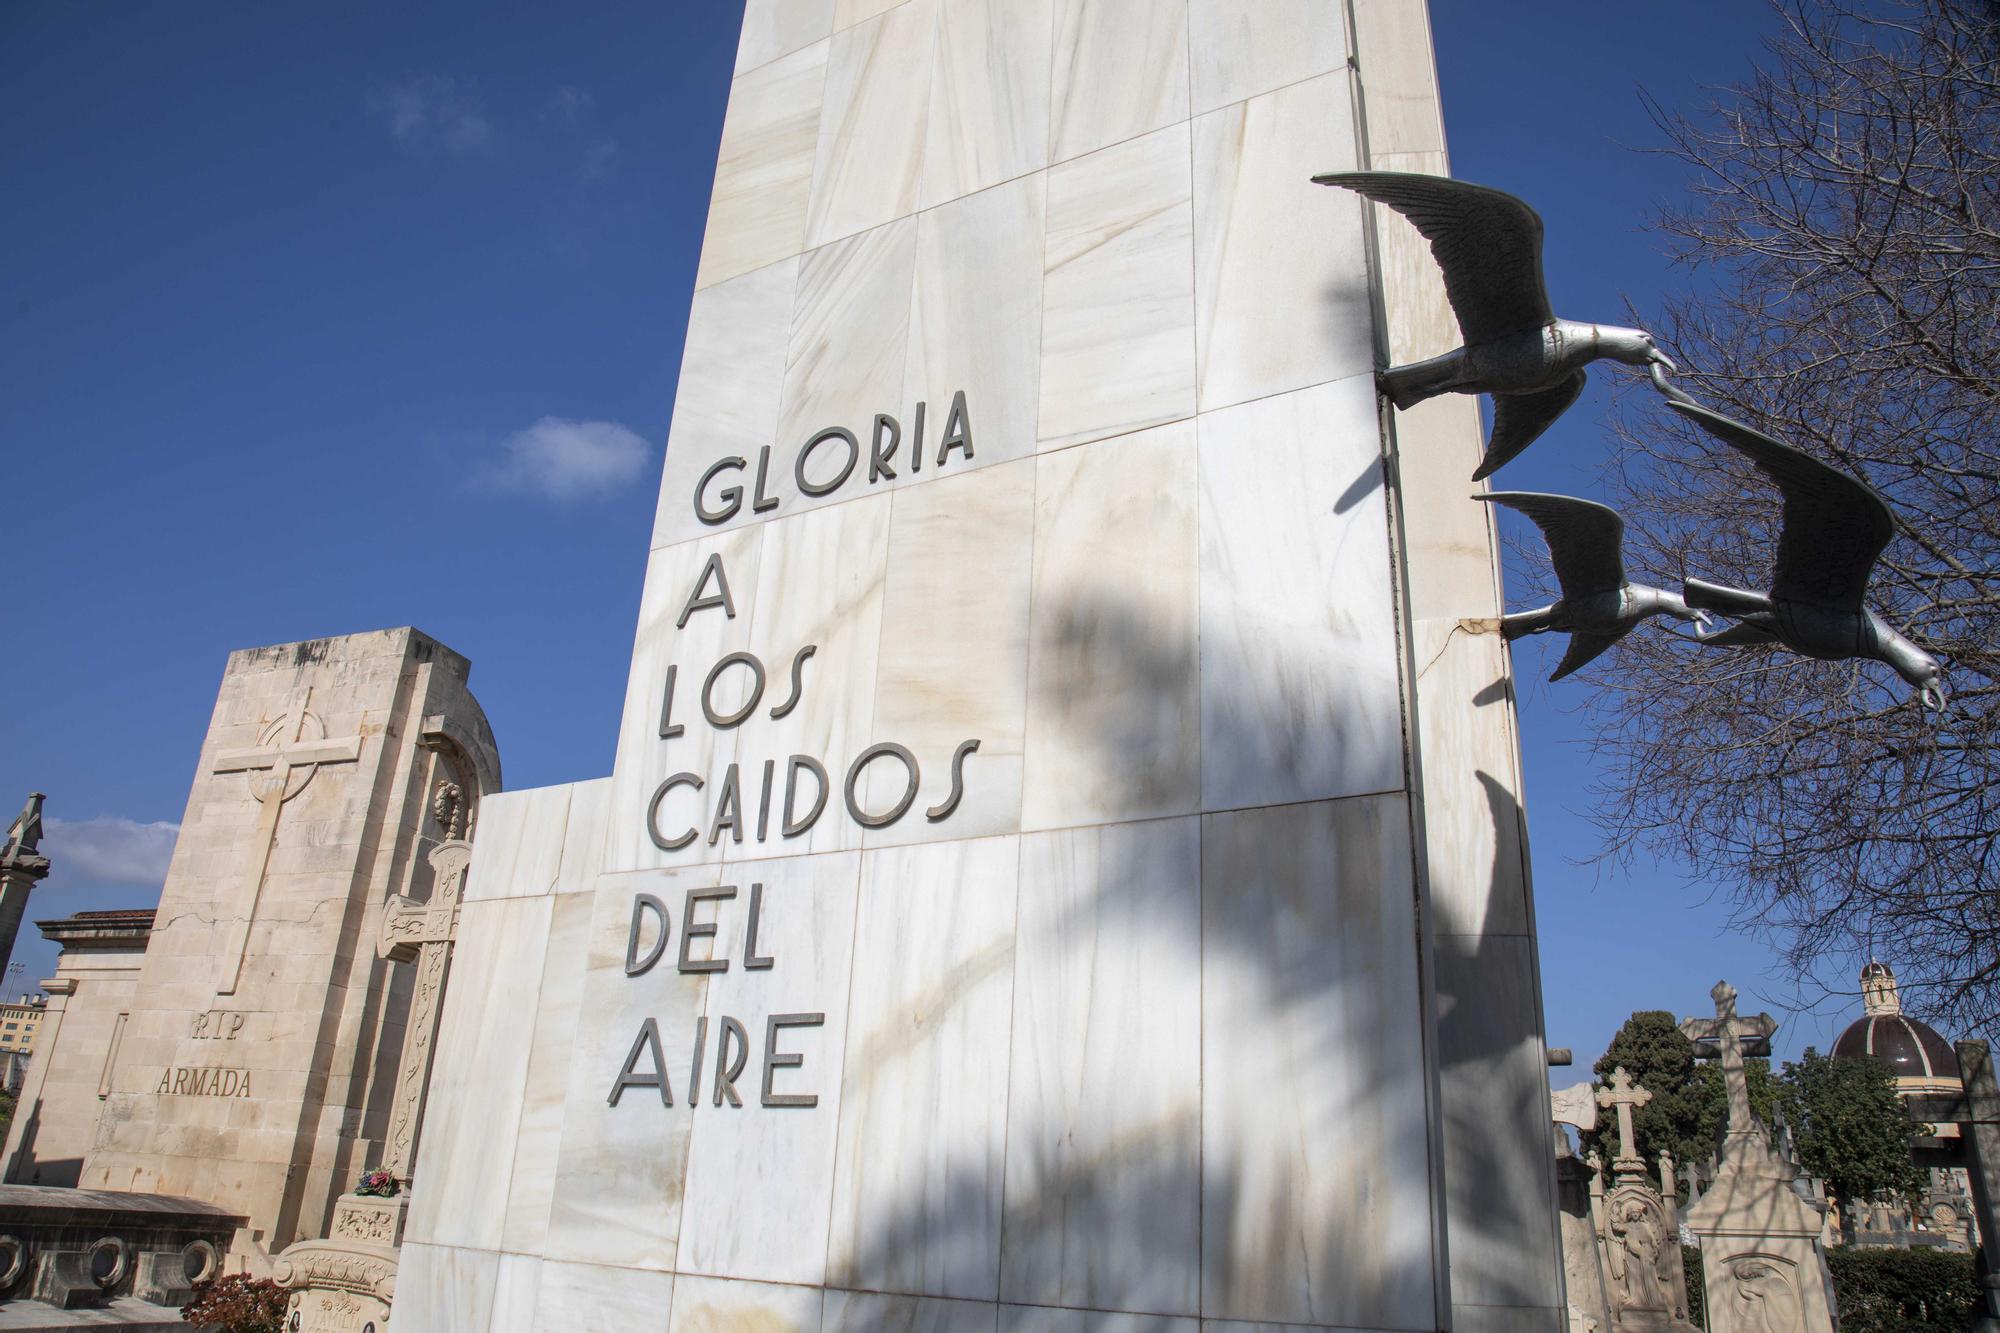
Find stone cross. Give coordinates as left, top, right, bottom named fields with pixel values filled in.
left=212, top=688, right=368, bottom=992
left=1679, top=979, right=1777, bottom=1138
left=1597, top=1065, right=1653, bottom=1176
left=376, top=836, right=470, bottom=1180
left=209, top=687, right=363, bottom=995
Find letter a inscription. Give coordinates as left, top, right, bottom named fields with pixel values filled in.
left=677, top=554, right=738, bottom=629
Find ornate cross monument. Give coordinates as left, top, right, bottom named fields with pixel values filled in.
left=1680, top=980, right=1836, bottom=1333
left=0, top=793, right=51, bottom=980
left=1588, top=1066, right=1696, bottom=1332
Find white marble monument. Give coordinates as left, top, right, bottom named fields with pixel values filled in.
left=400, top=2, right=1564, bottom=1329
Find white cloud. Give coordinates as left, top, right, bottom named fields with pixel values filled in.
left=366, top=75, right=496, bottom=155
left=43, top=816, right=178, bottom=888
left=478, top=417, right=652, bottom=501
left=579, top=136, right=622, bottom=181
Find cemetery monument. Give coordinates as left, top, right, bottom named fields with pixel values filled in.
left=399, top=1, right=1566, bottom=1329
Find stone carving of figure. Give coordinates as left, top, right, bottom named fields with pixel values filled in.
left=1728, top=1259, right=1804, bottom=1333
left=2, top=793, right=44, bottom=859
left=1605, top=1197, right=1672, bottom=1313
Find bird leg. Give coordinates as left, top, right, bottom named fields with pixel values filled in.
left=1648, top=359, right=1698, bottom=407
left=1497, top=606, right=1557, bottom=641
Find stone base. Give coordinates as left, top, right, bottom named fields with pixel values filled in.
left=0, top=1296, right=196, bottom=1331
left=28, top=1251, right=102, bottom=1309
left=272, top=1193, right=403, bottom=1332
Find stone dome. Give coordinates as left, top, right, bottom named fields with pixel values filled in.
left=1832, top=962, right=1961, bottom=1091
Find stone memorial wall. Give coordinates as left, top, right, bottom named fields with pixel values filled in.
left=401, top=2, right=1564, bottom=1329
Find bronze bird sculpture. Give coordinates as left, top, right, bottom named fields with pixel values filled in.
left=1670, top=400, right=1945, bottom=710
left=1314, top=172, right=1676, bottom=479
left=1477, top=492, right=1707, bottom=679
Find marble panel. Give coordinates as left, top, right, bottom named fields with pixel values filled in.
left=607, top=528, right=762, bottom=874
left=919, top=0, right=1053, bottom=209
left=490, top=1254, right=545, bottom=1333
left=826, top=836, right=1020, bottom=1299
left=1433, top=933, right=1562, bottom=1313
left=1038, top=123, right=1196, bottom=452
left=1000, top=818, right=1201, bottom=1315
left=670, top=1274, right=825, bottom=1332
left=905, top=171, right=1045, bottom=476
left=1192, top=72, right=1372, bottom=411
left=1350, top=0, right=1445, bottom=156
left=678, top=852, right=863, bottom=1284
left=654, top=259, right=801, bottom=551
left=773, top=217, right=918, bottom=518
left=1199, top=797, right=1434, bottom=1328
left=1022, top=423, right=1201, bottom=831
left=1187, top=0, right=1348, bottom=115
left=823, top=1290, right=999, bottom=1333
left=726, top=496, right=890, bottom=862
left=1196, top=377, right=1403, bottom=812
left=1003, top=1310, right=1196, bottom=1333
left=865, top=458, right=1034, bottom=847
left=836, top=0, right=909, bottom=27
left=543, top=869, right=715, bottom=1271
left=1048, top=0, right=1189, bottom=164
left=556, top=776, right=614, bottom=892
left=405, top=895, right=550, bottom=1250
left=463, top=784, right=569, bottom=901
left=501, top=890, right=595, bottom=1253
left=698, top=43, right=828, bottom=290
left=1411, top=620, right=1526, bottom=937
left=1447, top=1304, right=1568, bottom=1333
left=531, top=1258, right=677, bottom=1330
left=391, top=1243, right=499, bottom=1330
left=806, top=0, right=938, bottom=248
left=738, top=0, right=837, bottom=73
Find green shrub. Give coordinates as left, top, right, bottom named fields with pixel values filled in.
left=1681, top=1244, right=1706, bottom=1328
left=1826, top=1246, right=1978, bottom=1333
left=181, top=1272, right=288, bottom=1333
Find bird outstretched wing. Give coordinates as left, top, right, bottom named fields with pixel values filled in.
left=1478, top=491, right=1627, bottom=598
left=1552, top=631, right=1623, bottom=680
left=1667, top=400, right=1894, bottom=613
left=1479, top=372, right=1586, bottom=479
left=1314, top=172, right=1552, bottom=343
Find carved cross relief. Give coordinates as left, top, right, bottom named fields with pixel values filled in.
left=208, top=686, right=364, bottom=996
left=376, top=822, right=471, bottom=1181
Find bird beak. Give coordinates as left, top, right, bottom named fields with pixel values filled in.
left=1648, top=349, right=1678, bottom=372
left=1922, top=682, right=1948, bottom=714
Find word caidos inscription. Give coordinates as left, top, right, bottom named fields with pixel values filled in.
left=607, top=885, right=822, bottom=1111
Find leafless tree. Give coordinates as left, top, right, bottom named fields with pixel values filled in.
left=1571, top=0, right=2000, bottom=1032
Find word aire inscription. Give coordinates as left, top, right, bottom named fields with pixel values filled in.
left=646, top=394, right=983, bottom=853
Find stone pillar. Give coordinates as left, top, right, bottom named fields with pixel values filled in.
left=76, top=629, right=498, bottom=1266
left=0, top=793, right=52, bottom=975
left=1954, top=1040, right=2000, bottom=1330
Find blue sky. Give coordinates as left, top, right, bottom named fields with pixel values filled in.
left=0, top=3, right=1872, bottom=1064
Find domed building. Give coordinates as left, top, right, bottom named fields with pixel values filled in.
left=1832, top=961, right=1963, bottom=1100
left=1830, top=962, right=1976, bottom=1251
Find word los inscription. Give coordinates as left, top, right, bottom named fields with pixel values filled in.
left=615, top=397, right=984, bottom=1114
